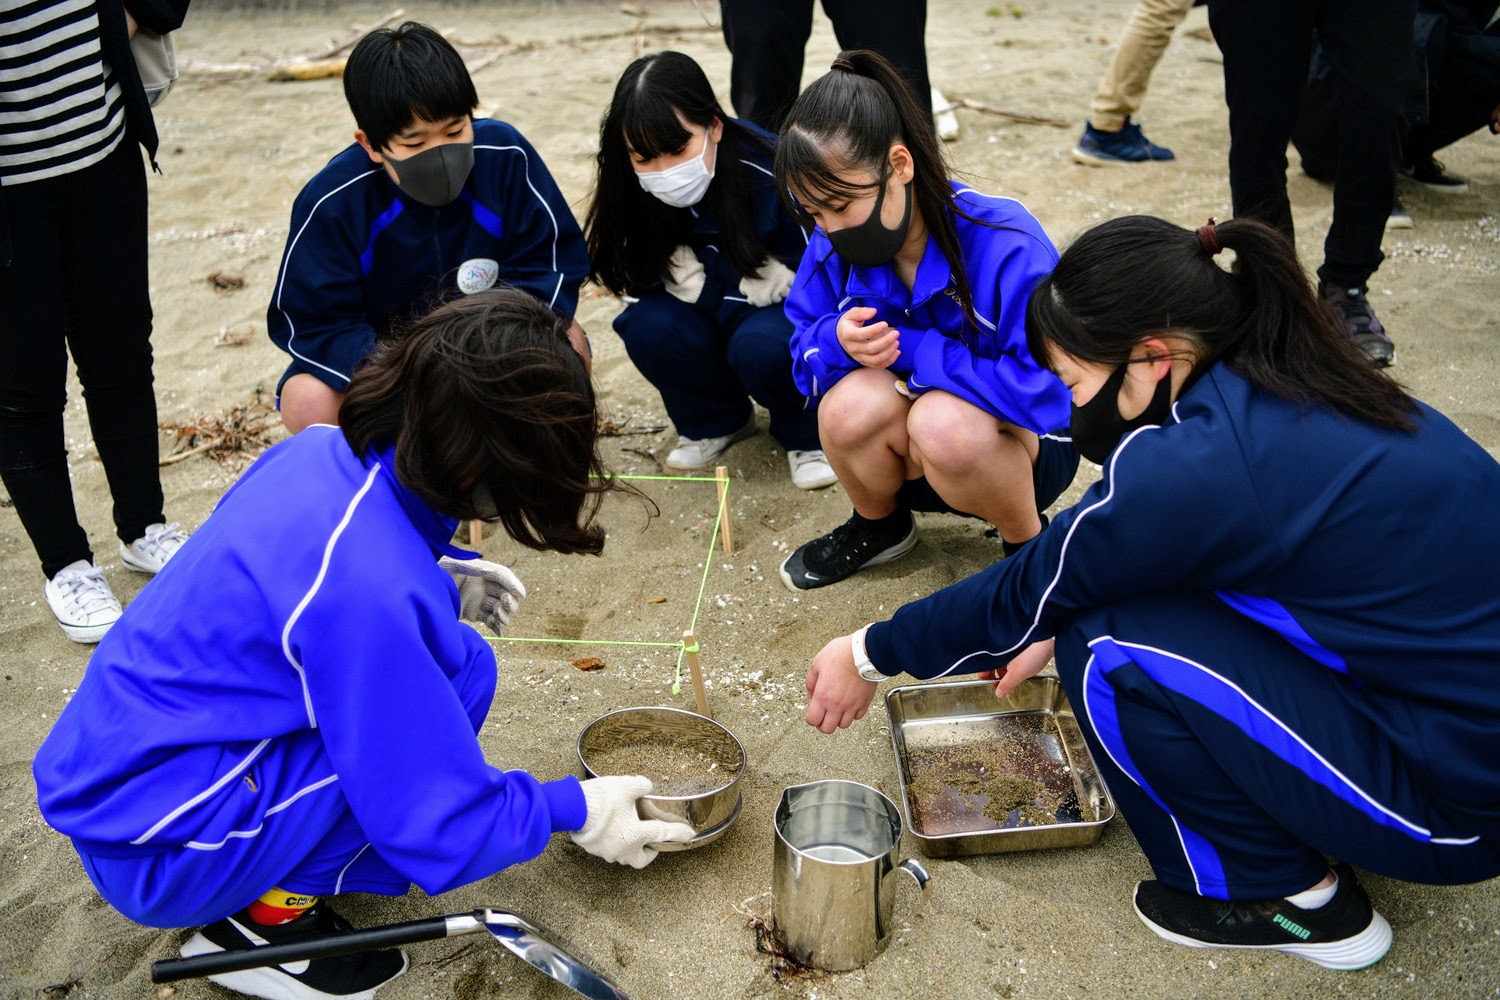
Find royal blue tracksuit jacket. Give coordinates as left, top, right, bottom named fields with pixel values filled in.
left=864, top=363, right=1500, bottom=830
left=266, top=118, right=588, bottom=392
left=33, top=428, right=587, bottom=915
left=785, top=184, right=1070, bottom=435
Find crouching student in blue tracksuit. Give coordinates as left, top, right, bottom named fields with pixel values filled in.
left=774, top=50, right=1078, bottom=591
left=801, top=215, right=1500, bottom=970
left=585, top=51, right=835, bottom=489
left=34, top=289, right=695, bottom=1000
left=269, top=22, right=590, bottom=433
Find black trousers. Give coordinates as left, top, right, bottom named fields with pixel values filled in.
left=1407, top=18, right=1500, bottom=159
left=1294, top=17, right=1500, bottom=180
left=1207, top=0, right=1416, bottom=289
left=0, top=137, right=163, bottom=579
left=718, top=0, right=931, bottom=133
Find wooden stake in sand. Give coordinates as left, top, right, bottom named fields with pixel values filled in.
left=467, top=520, right=483, bottom=547
left=715, top=465, right=733, bottom=555
left=682, top=630, right=712, bottom=718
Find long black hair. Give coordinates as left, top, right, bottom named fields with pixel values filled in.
left=1026, top=215, right=1418, bottom=432
left=586, top=51, right=773, bottom=297
left=774, top=49, right=980, bottom=332
left=340, top=288, right=622, bottom=554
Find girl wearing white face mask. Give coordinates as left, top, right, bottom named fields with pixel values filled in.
left=586, top=51, right=835, bottom=490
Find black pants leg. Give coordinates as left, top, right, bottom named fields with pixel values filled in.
left=821, top=0, right=932, bottom=118
left=1209, top=0, right=1411, bottom=288
left=1207, top=0, right=1315, bottom=249
left=719, top=0, right=816, bottom=132
left=1315, top=0, right=1414, bottom=289
left=0, top=139, right=162, bottom=579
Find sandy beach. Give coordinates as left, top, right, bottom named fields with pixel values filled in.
left=2, top=1, right=1498, bottom=997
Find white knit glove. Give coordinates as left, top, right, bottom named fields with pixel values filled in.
left=664, top=245, right=706, bottom=304
left=739, top=258, right=796, bottom=307
left=569, top=776, right=696, bottom=868
left=438, top=557, right=526, bottom=636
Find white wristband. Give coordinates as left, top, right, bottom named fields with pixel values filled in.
left=851, top=624, right=885, bottom=682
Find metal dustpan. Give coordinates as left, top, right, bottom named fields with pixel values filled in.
left=151, top=907, right=629, bottom=999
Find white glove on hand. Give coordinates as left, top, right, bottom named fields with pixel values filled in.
left=739, top=258, right=796, bottom=307
left=569, top=776, right=697, bottom=869
left=664, top=245, right=706, bottom=304
left=438, top=556, right=526, bottom=636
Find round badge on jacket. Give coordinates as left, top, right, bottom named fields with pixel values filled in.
left=457, top=258, right=500, bottom=295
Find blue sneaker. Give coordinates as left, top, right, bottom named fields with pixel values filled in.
left=1119, top=119, right=1175, bottom=161
left=1072, top=117, right=1174, bottom=165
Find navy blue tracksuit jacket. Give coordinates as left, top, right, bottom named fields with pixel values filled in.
left=266, top=118, right=588, bottom=393
left=865, top=363, right=1500, bottom=898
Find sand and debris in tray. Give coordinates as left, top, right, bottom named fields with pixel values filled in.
left=905, top=714, right=1089, bottom=834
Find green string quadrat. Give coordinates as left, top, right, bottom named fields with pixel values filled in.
left=484, top=468, right=732, bottom=710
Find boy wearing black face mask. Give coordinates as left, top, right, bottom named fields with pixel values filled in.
left=267, top=21, right=590, bottom=434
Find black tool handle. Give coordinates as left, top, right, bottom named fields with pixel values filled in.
left=151, top=912, right=471, bottom=983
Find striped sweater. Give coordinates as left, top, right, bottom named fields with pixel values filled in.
left=1, top=0, right=128, bottom=185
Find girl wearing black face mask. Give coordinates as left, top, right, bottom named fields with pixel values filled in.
left=774, top=50, right=1078, bottom=593
left=586, top=51, right=833, bottom=490
left=801, top=213, right=1500, bottom=972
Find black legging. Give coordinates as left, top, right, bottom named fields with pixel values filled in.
left=718, top=0, right=931, bottom=134
left=1207, top=0, right=1417, bottom=290
left=0, top=137, right=164, bottom=579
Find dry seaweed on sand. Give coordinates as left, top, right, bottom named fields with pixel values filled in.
left=158, top=390, right=283, bottom=468
left=733, top=894, right=825, bottom=984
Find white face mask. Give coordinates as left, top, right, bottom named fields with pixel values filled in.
left=636, top=129, right=716, bottom=208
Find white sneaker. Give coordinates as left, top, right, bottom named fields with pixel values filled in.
left=788, top=449, right=838, bottom=490
left=932, top=87, right=960, bottom=142
left=45, top=561, right=123, bottom=644
left=120, top=521, right=189, bottom=574
left=665, top=419, right=756, bottom=471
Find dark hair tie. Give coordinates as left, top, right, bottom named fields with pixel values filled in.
left=1197, top=218, right=1222, bottom=257
left=830, top=55, right=856, bottom=73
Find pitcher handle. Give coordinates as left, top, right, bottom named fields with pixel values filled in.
left=898, top=858, right=930, bottom=891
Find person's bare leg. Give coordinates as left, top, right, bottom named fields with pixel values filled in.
left=905, top=390, right=1042, bottom=545
left=279, top=374, right=344, bottom=434
left=816, top=368, right=913, bottom=519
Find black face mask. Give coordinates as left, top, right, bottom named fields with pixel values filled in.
left=1069, top=363, right=1174, bottom=464
left=827, top=172, right=912, bottom=267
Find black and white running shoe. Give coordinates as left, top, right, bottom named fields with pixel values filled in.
left=1401, top=155, right=1468, bottom=194
left=180, top=903, right=408, bottom=999
left=779, top=509, right=918, bottom=591
left=1132, top=865, right=1392, bottom=971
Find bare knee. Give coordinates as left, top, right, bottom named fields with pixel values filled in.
left=905, top=391, right=997, bottom=475
left=280, top=375, right=344, bottom=434
left=817, top=369, right=909, bottom=453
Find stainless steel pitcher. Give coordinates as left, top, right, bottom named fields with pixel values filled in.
left=772, top=780, right=931, bottom=971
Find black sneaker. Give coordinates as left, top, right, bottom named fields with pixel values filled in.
left=1132, top=865, right=1392, bottom=971
left=1320, top=282, right=1394, bottom=368
left=779, top=509, right=917, bottom=591
left=180, top=902, right=408, bottom=999
left=1402, top=155, right=1468, bottom=194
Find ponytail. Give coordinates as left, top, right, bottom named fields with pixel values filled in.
left=774, top=50, right=982, bottom=334
left=1026, top=215, right=1418, bottom=432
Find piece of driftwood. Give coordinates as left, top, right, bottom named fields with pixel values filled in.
left=950, top=96, right=1069, bottom=129
left=268, top=58, right=347, bottom=82
left=312, top=8, right=405, bottom=61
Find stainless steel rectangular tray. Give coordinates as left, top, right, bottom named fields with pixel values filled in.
left=885, top=676, right=1116, bottom=858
